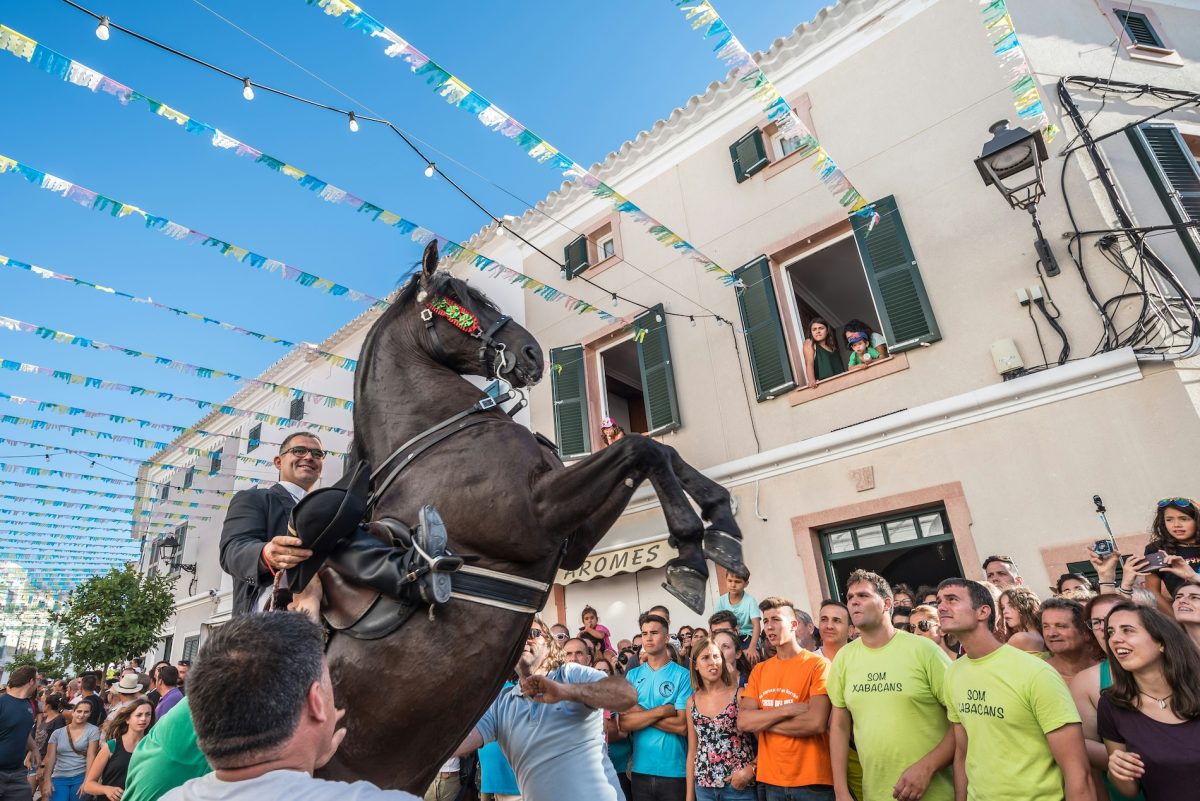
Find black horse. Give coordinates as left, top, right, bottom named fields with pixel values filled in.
left=319, top=240, right=742, bottom=791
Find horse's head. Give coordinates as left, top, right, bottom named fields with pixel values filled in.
left=401, top=241, right=544, bottom=387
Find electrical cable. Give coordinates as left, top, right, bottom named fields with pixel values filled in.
left=1026, top=304, right=1050, bottom=367
left=1034, top=297, right=1069, bottom=365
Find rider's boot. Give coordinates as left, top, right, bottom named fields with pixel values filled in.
left=324, top=505, right=458, bottom=606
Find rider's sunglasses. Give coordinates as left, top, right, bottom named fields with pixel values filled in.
left=282, top=445, right=326, bottom=460
left=1158, top=498, right=1195, bottom=509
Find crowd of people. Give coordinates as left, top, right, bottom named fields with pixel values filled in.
left=3, top=492, right=1198, bottom=801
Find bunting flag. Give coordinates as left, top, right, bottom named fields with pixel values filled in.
left=0, top=254, right=357, bottom=372
left=0, top=434, right=278, bottom=477
left=0, top=151, right=387, bottom=309
left=0, top=493, right=210, bottom=521
left=300, top=1, right=742, bottom=287
left=672, top=1, right=872, bottom=216
left=0, top=391, right=346, bottom=459
left=0, top=529, right=138, bottom=545
left=0, top=516, right=167, bottom=532
left=0, top=356, right=351, bottom=436
left=0, top=479, right=228, bottom=510
left=0, top=410, right=290, bottom=469
left=0, top=509, right=146, bottom=527
left=0, top=152, right=622, bottom=324
left=978, top=0, right=1057, bottom=141
left=0, top=462, right=240, bottom=497
left=0, top=313, right=355, bottom=409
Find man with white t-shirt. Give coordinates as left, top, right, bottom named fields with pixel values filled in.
left=455, top=617, right=637, bottom=801
left=162, top=612, right=419, bottom=801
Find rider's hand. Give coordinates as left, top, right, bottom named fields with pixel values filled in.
left=263, top=535, right=312, bottom=572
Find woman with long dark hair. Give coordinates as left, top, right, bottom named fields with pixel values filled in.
left=710, top=629, right=753, bottom=688
left=1139, top=498, right=1200, bottom=613
left=801, top=317, right=845, bottom=383
left=82, top=697, right=153, bottom=800
left=1098, top=603, right=1200, bottom=799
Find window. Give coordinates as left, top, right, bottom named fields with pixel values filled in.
left=730, top=128, right=769, bottom=183
left=820, top=509, right=962, bottom=601
left=181, top=635, right=200, bottom=663
left=1128, top=122, right=1200, bottom=270
left=183, top=467, right=194, bottom=489
left=161, top=634, right=173, bottom=662
left=247, top=423, right=262, bottom=453
left=159, top=483, right=169, bottom=501
left=773, top=131, right=808, bottom=160
left=550, top=304, right=681, bottom=458
left=289, top=397, right=305, bottom=421
left=563, top=221, right=620, bottom=280
left=170, top=523, right=188, bottom=574
left=1114, top=9, right=1163, bottom=48
left=733, top=196, right=940, bottom=396
left=208, top=452, right=222, bottom=476
left=598, top=235, right=616, bottom=262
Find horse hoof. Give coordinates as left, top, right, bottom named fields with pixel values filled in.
left=662, top=566, right=706, bottom=615
left=702, top=529, right=747, bottom=577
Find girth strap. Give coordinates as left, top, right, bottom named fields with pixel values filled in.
left=449, top=565, right=552, bottom=614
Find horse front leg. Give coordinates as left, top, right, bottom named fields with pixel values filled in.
left=531, top=435, right=710, bottom=614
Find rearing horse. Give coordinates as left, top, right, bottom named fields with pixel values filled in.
left=320, top=241, right=743, bottom=791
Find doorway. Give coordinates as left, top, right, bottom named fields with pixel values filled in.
left=599, top=339, right=648, bottom=434
left=821, top=509, right=963, bottom=601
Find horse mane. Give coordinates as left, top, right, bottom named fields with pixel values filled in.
left=348, top=265, right=499, bottom=467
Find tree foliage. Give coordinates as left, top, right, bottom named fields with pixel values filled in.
left=5, top=647, right=70, bottom=679
left=52, top=565, right=176, bottom=670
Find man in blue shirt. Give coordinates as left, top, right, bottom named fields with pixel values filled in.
left=456, top=617, right=636, bottom=801
left=619, top=612, right=692, bottom=801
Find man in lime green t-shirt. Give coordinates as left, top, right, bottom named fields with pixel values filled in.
left=123, top=698, right=210, bottom=801
left=829, top=569, right=954, bottom=801
left=937, top=578, right=1093, bottom=801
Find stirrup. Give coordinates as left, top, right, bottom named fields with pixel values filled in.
left=412, top=505, right=455, bottom=605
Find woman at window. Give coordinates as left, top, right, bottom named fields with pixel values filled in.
left=685, top=638, right=756, bottom=801
left=599, top=416, right=626, bottom=447
left=801, top=317, right=846, bottom=383
left=1140, top=498, right=1200, bottom=613
left=998, top=586, right=1046, bottom=653
left=843, top=318, right=889, bottom=359
left=1099, top=603, right=1200, bottom=800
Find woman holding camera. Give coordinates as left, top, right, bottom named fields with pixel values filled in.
left=1098, top=603, right=1200, bottom=800
left=1139, top=498, right=1200, bottom=613
left=910, top=605, right=957, bottom=661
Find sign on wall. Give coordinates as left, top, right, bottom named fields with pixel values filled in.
left=557, top=539, right=671, bottom=585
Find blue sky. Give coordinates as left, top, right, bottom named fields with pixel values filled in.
left=0, top=0, right=828, bottom=588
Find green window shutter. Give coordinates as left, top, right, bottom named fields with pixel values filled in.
left=1128, top=123, right=1200, bottom=271
left=730, top=129, right=769, bottom=183
left=734, top=256, right=795, bottom=401
left=851, top=196, right=941, bottom=352
left=563, top=235, right=589, bottom=280
left=550, top=345, right=590, bottom=459
left=635, top=306, right=681, bottom=435
left=1114, top=10, right=1163, bottom=47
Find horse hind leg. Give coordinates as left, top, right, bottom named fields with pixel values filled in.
left=663, top=446, right=747, bottom=578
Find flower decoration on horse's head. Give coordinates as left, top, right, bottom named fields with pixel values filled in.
left=425, top=296, right=481, bottom=335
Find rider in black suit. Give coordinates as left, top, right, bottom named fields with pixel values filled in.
left=220, top=432, right=322, bottom=617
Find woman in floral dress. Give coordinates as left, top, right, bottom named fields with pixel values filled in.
left=685, top=637, right=756, bottom=801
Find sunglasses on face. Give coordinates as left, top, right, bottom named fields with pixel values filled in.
left=916, top=620, right=935, bottom=632
left=282, top=445, right=326, bottom=460
left=528, top=629, right=545, bottom=640
left=553, top=633, right=568, bottom=641
left=1158, top=498, right=1195, bottom=509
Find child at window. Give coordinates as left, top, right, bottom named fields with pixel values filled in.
left=843, top=319, right=889, bottom=358
left=847, top=333, right=882, bottom=369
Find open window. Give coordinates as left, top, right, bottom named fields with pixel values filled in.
left=1128, top=122, right=1200, bottom=270
left=733, top=196, right=940, bottom=397
left=550, top=305, right=681, bottom=457
left=563, top=218, right=622, bottom=280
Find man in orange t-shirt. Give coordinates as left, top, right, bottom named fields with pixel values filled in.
left=738, top=596, right=833, bottom=801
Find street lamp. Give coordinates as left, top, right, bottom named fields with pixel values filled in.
left=157, top=535, right=196, bottom=575
left=975, top=120, right=1059, bottom=276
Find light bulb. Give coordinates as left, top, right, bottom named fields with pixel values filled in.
left=242, top=78, right=254, bottom=101
left=95, top=16, right=111, bottom=40
left=496, top=224, right=506, bottom=236
left=689, top=316, right=696, bottom=327
left=348, top=112, right=359, bottom=133
left=424, top=163, right=436, bottom=178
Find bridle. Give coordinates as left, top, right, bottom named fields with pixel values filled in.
left=419, top=290, right=515, bottom=380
